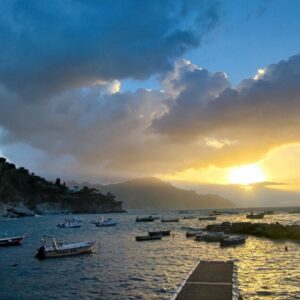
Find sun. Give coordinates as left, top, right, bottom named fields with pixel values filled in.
left=228, top=164, right=266, bottom=185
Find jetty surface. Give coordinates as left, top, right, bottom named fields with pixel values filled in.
left=172, top=260, right=239, bottom=300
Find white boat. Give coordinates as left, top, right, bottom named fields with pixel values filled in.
left=35, top=237, right=96, bottom=259
left=0, top=235, right=24, bottom=246
left=95, top=218, right=117, bottom=227
left=57, top=218, right=82, bottom=228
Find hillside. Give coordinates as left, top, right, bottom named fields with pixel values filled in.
left=0, top=157, right=124, bottom=217
left=69, top=177, right=235, bottom=209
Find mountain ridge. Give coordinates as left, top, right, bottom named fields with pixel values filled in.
left=68, top=177, right=235, bottom=209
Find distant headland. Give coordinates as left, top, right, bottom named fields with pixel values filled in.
left=0, top=157, right=125, bottom=217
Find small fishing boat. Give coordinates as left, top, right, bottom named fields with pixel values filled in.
left=195, top=231, right=227, bottom=242
left=136, top=216, right=155, bottom=222
left=246, top=212, right=265, bottom=219
left=148, top=230, right=170, bottom=236
left=198, top=216, right=217, bottom=221
left=161, top=218, right=179, bottom=223
left=35, top=237, right=96, bottom=259
left=0, top=235, right=24, bottom=247
left=182, top=216, right=194, bottom=219
left=57, top=219, right=82, bottom=228
left=209, top=210, right=223, bottom=216
left=186, top=230, right=203, bottom=238
left=95, top=218, right=117, bottom=227
left=135, top=234, right=162, bottom=241
left=220, top=235, right=247, bottom=247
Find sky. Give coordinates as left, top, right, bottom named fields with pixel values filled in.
left=1, top=0, right=300, bottom=200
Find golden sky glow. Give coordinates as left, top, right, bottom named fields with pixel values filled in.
left=158, top=143, right=300, bottom=191
left=228, top=164, right=266, bottom=185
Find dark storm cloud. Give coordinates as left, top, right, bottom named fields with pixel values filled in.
left=0, top=0, right=220, bottom=101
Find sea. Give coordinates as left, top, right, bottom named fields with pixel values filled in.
left=1, top=207, right=300, bottom=300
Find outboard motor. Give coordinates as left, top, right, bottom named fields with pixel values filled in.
left=35, top=245, right=45, bottom=260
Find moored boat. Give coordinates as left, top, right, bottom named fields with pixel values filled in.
left=135, top=234, right=162, bottom=241
left=148, top=230, right=170, bottom=236
left=246, top=212, right=265, bottom=219
left=209, top=210, right=223, bottom=216
left=161, top=218, right=179, bottom=223
left=95, top=218, right=117, bottom=227
left=57, top=218, right=82, bottom=228
left=0, top=235, right=24, bottom=247
left=198, top=216, right=217, bottom=221
left=182, top=215, right=194, bottom=219
left=264, top=210, right=274, bottom=215
left=195, top=231, right=227, bottom=242
left=136, top=216, right=155, bottom=222
left=186, top=230, right=203, bottom=238
left=220, top=235, right=247, bottom=247
left=35, top=237, right=95, bottom=259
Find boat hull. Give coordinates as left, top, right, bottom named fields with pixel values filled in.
left=0, top=236, right=24, bottom=247
left=220, top=236, right=247, bottom=247
left=135, top=235, right=162, bottom=241
left=148, top=230, right=170, bottom=236
left=36, top=241, right=95, bottom=259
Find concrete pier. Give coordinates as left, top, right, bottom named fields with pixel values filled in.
left=172, top=260, right=239, bottom=300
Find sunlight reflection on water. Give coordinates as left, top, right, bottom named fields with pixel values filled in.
left=1, top=209, right=300, bottom=299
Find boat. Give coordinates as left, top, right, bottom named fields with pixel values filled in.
left=195, top=232, right=227, bottom=242
left=182, top=216, right=194, bottom=219
left=198, top=216, right=217, bottom=221
left=136, top=216, right=155, bottom=222
left=246, top=212, right=265, bottom=219
left=95, top=218, right=117, bottom=227
left=209, top=210, right=223, bottom=216
left=35, top=237, right=96, bottom=259
left=57, top=219, right=82, bottom=228
left=148, top=230, right=170, bottom=236
left=264, top=210, right=274, bottom=215
left=161, top=218, right=179, bottom=223
left=220, top=235, right=247, bottom=247
left=186, top=230, right=204, bottom=238
left=0, top=235, right=24, bottom=247
left=135, top=234, right=162, bottom=241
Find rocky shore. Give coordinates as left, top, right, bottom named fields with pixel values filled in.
left=206, top=221, right=300, bottom=240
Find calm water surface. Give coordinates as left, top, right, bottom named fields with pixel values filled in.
left=1, top=208, right=300, bottom=299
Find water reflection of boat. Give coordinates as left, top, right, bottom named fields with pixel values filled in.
left=246, top=212, right=265, bottom=219
left=198, top=216, right=217, bottom=221
left=35, top=237, right=95, bottom=259
left=0, top=235, right=24, bottom=246
left=220, top=235, right=247, bottom=247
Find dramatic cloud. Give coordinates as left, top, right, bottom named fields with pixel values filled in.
left=0, top=0, right=220, bottom=101
left=1, top=0, right=300, bottom=183
left=152, top=54, right=300, bottom=166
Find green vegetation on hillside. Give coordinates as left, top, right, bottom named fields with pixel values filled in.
left=0, top=157, right=124, bottom=216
